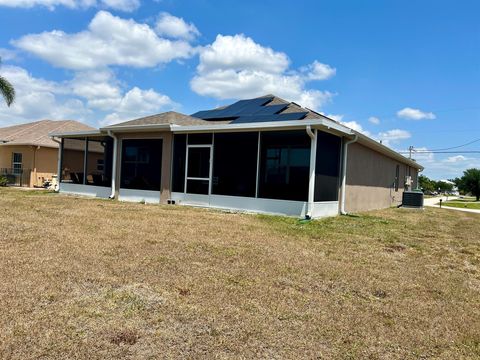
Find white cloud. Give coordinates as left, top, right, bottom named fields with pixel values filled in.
left=196, top=34, right=289, bottom=74
left=100, top=87, right=176, bottom=126
left=13, top=11, right=194, bottom=70
left=340, top=120, right=372, bottom=137
left=0, top=65, right=90, bottom=126
left=325, top=114, right=344, bottom=122
left=100, top=0, right=139, bottom=12
left=397, top=107, right=436, bottom=120
left=0, top=65, right=176, bottom=127
left=0, top=0, right=140, bottom=11
left=377, top=129, right=411, bottom=146
left=191, top=34, right=335, bottom=110
left=0, top=48, right=17, bottom=61
left=301, top=60, right=336, bottom=80
left=70, top=69, right=122, bottom=110
left=444, top=155, right=468, bottom=163
left=368, top=116, right=380, bottom=125
left=155, top=12, right=200, bottom=41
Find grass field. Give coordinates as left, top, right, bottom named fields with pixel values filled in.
left=1, top=187, right=480, bottom=359
left=443, top=197, right=480, bottom=210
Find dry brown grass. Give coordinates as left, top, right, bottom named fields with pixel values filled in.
left=0, top=187, right=479, bottom=359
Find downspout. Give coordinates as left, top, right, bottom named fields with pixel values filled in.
left=340, top=133, right=358, bottom=215
left=51, top=137, right=62, bottom=192
left=107, top=130, right=118, bottom=199
left=306, top=125, right=316, bottom=219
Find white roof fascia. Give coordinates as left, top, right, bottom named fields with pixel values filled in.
left=48, top=129, right=104, bottom=138
left=99, top=124, right=172, bottom=133
left=171, top=118, right=354, bottom=135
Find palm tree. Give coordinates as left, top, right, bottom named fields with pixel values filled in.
left=0, top=58, right=15, bottom=106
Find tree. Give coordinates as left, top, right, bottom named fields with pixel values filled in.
left=0, top=58, right=15, bottom=106
left=419, top=174, right=435, bottom=192
left=457, top=168, right=480, bottom=201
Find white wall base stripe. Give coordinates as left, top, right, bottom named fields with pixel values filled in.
left=118, top=188, right=160, bottom=204
left=59, top=183, right=111, bottom=198
left=171, top=192, right=339, bottom=218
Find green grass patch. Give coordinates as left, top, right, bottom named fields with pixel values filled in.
left=443, top=201, right=480, bottom=210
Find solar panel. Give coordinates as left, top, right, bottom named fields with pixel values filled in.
left=251, top=104, right=288, bottom=116
left=192, top=96, right=277, bottom=120
left=230, top=112, right=308, bottom=124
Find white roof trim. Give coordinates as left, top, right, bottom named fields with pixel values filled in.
left=171, top=118, right=353, bottom=134
left=48, top=129, right=104, bottom=137
left=100, top=123, right=172, bottom=132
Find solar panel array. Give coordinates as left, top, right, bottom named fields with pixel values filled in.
left=191, top=96, right=309, bottom=123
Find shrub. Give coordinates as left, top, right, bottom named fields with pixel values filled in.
left=0, top=175, right=8, bottom=187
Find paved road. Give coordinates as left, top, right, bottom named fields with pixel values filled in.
left=424, top=196, right=480, bottom=214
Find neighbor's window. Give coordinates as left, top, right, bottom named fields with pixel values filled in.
left=314, top=131, right=342, bottom=201
left=120, top=139, right=163, bottom=191
left=61, top=138, right=86, bottom=184
left=212, top=132, right=258, bottom=197
left=11, top=153, right=22, bottom=174
left=258, top=130, right=310, bottom=201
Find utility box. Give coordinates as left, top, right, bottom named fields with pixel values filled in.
left=402, top=191, right=424, bottom=208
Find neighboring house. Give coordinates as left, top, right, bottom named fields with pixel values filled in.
left=51, top=95, right=423, bottom=218
left=0, top=120, right=94, bottom=187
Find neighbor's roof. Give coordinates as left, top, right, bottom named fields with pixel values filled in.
left=0, top=120, right=94, bottom=148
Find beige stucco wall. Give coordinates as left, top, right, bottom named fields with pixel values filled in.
left=344, top=142, right=419, bottom=213
left=0, top=145, right=58, bottom=187
left=114, top=132, right=172, bottom=204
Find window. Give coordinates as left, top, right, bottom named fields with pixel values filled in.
left=314, top=131, right=342, bottom=201
left=212, top=132, right=258, bottom=197
left=85, top=137, right=113, bottom=187
left=12, top=153, right=22, bottom=174
left=258, top=131, right=310, bottom=201
left=61, top=138, right=86, bottom=184
left=120, top=139, right=163, bottom=191
left=395, top=164, right=400, bottom=192
left=172, top=134, right=187, bottom=192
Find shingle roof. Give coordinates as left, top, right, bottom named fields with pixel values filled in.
left=0, top=120, right=94, bottom=148
left=104, top=111, right=213, bottom=128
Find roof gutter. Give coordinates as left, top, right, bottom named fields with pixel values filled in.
left=107, top=130, right=118, bottom=199
left=340, top=134, right=358, bottom=215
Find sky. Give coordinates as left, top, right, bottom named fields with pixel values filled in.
left=0, top=0, right=479, bottom=180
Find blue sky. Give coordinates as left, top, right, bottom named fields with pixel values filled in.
left=0, top=0, right=479, bottom=179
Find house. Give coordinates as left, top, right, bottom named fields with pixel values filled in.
left=0, top=120, right=94, bottom=187
left=50, top=95, right=423, bottom=218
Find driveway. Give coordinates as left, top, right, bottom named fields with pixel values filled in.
left=424, top=196, right=480, bottom=214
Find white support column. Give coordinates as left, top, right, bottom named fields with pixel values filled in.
left=56, top=138, right=63, bottom=191
left=108, top=131, right=118, bottom=199
left=306, top=126, right=317, bottom=218
left=255, top=131, right=261, bottom=198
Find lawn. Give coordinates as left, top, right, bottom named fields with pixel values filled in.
left=443, top=198, right=480, bottom=210
left=0, top=187, right=479, bottom=359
